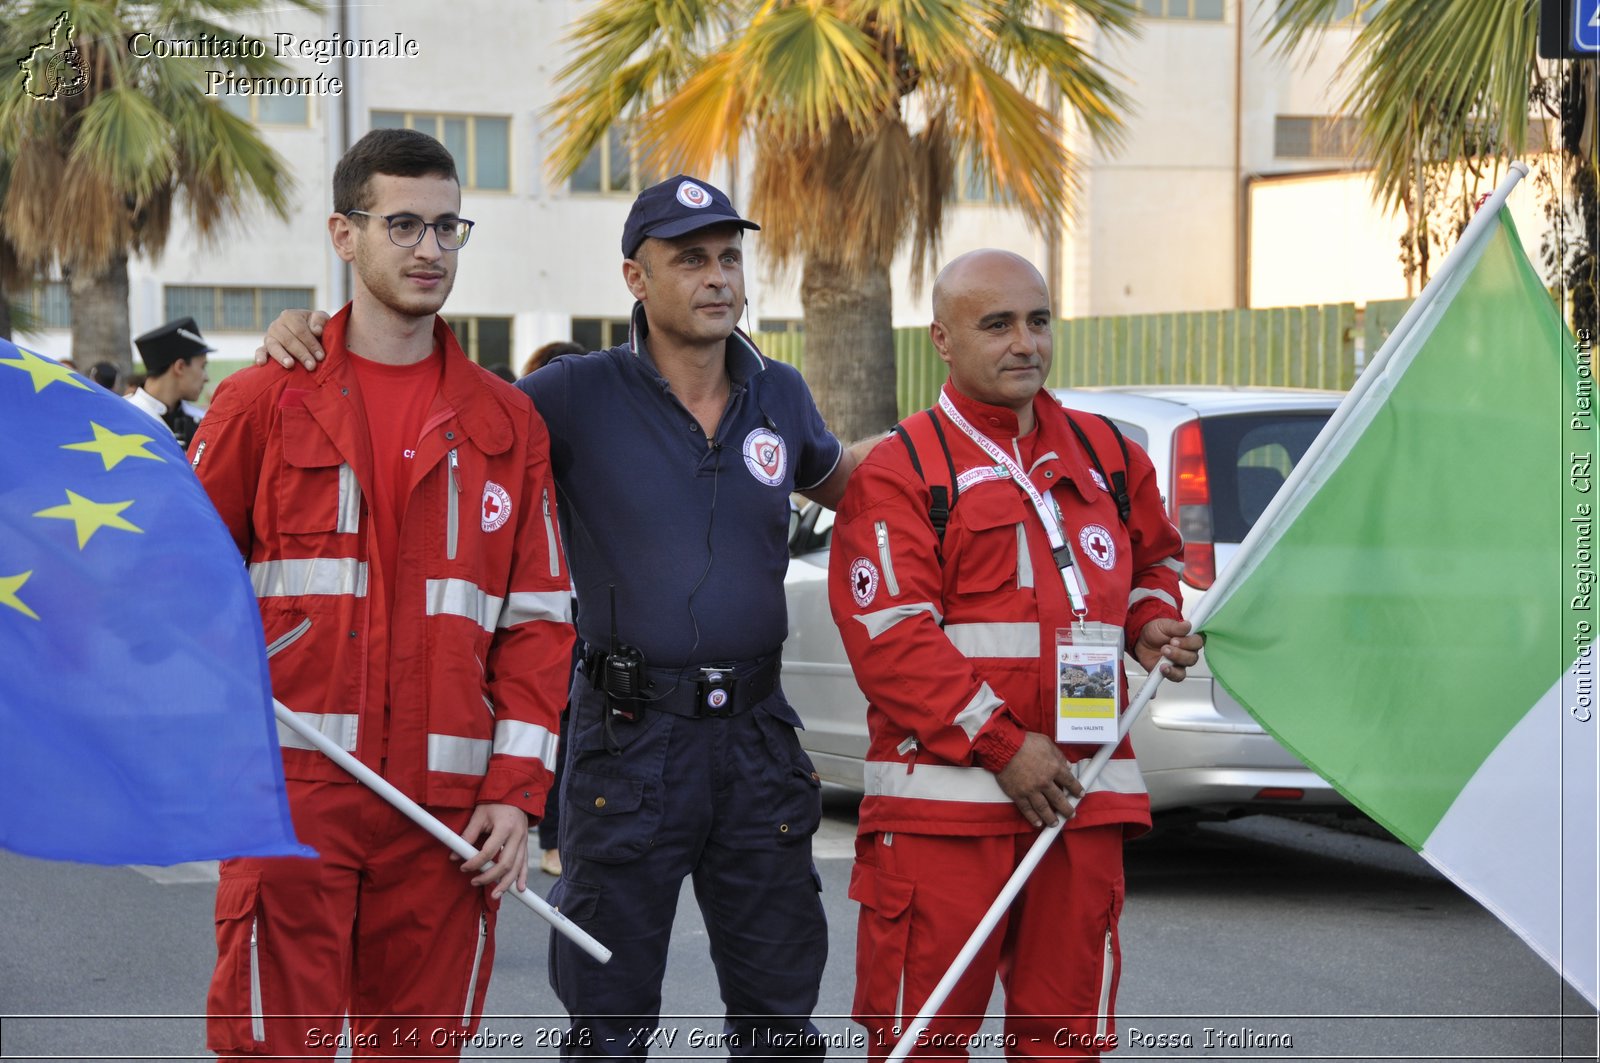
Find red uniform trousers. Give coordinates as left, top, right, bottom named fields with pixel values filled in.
left=206, top=780, right=498, bottom=1060
left=851, top=825, right=1125, bottom=1062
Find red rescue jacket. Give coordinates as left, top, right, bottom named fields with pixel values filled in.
left=829, top=384, right=1185, bottom=837
left=189, top=307, right=573, bottom=814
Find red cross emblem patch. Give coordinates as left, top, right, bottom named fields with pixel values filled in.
left=1078, top=524, right=1116, bottom=571
left=482, top=481, right=512, bottom=533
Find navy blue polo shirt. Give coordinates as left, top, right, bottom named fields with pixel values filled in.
left=518, top=306, right=842, bottom=668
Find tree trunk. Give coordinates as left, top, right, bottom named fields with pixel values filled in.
left=800, top=254, right=899, bottom=443
left=69, top=253, right=131, bottom=374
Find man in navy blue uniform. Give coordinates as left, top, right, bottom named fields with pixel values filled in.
left=260, top=175, right=867, bottom=1060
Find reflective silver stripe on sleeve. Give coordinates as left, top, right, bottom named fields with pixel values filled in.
left=944, top=621, right=1039, bottom=659
left=864, top=757, right=1146, bottom=803
left=275, top=712, right=358, bottom=752
left=854, top=601, right=942, bottom=640
left=953, top=682, right=1003, bottom=741
left=498, top=590, right=572, bottom=628
left=336, top=463, right=361, bottom=534
left=426, top=578, right=504, bottom=632
left=1157, top=556, right=1185, bottom=574
left=1128, top=587, right=1179, bottom=610
left=494, top=719, right=559, bottom=765
left=428, top=734, right=492, bottom=776
left=1015, top=523, right=1034, bottom=589
left=250, top=558, right=368, bottom=598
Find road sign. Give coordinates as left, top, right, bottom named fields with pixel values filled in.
left=1541, top=0, right=1600, bottom=57
left=1577, top=0, right=1600, bottom=52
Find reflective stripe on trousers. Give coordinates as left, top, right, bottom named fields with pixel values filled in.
left=863, top=757, right=1146, bottom=803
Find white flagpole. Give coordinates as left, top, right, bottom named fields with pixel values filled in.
left=884, top=664, right=1168, bottom=1063
left=273, top=700, right=612, bottom=964
left=888, top=162, right=1535, bottom=1062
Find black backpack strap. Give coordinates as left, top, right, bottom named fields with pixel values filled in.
left=891, top=409, right=961, bottom=546
left=1064, top=413, right=1132, bottom=524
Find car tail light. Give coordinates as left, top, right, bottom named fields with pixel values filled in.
left=1170, top=420, right=1214, bottom=589
left=1254, top=787, right=1305, bottom=801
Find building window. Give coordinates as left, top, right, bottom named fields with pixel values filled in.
left=570, top=317, right=631, bottom=351
left=371, top=111, right=510, bottom=191
left=947, top=152, right=1015, bottom=205
left=1142, top=0, right=1226, bottom=20
left=445, top=316, right=513, bottom=368
left=17, top=280, right=71, bottom=329
left=1301, top=0, right=1385, bottom=23
left=163, top=286, right=315, bottom=332
left=570, top=127, right=658, bottom=196
left=221, top=94, right=309, bottom=126
left=1274, top=115, right=1364, bottom=159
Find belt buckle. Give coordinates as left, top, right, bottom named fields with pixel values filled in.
left=696, top=667, right=736, bottom=717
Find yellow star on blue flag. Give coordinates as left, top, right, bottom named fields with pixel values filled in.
left=0, top=345, right=90, bottom=394
left=61, top=422, right=165, bottom=470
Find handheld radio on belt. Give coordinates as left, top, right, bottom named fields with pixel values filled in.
left=600, top=584, right=645, bottom=717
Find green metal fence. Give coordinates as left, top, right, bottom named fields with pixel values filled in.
left=754, top=299, right=1406, bottom=420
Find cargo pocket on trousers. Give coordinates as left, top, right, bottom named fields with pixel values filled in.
left=206, top=871, right=266, bottom=1054
left=847, top=854, right=916, bottom=1029
left=753, top=700, right=823, bottom=844
left=562, top=772, right=661, bottom=863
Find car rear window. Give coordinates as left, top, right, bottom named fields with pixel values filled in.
left=1200, top=412, right=1330, bottom=542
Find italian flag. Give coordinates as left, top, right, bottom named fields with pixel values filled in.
left=1198, top=172, right=1598, bottom=1006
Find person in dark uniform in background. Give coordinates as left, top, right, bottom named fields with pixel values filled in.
left=126, top=316, right=212, bottom=449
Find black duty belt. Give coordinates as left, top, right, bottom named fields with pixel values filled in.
left=581, top=650, right=781, bottom=719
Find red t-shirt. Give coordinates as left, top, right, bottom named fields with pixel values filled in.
left=349, top=347, right=443, bottom=617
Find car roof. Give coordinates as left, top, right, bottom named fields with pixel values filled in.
left=1051, top=385, right=1343, bottom=420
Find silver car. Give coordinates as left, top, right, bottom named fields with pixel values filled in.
left=783, top=386, right=1350, bottom=817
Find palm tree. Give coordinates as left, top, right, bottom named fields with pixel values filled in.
left=1272, top=1, right=1596, bottom=328
left=546, top=0, right=1139, bottom=441
left=0, top=0, right=313, bottom=372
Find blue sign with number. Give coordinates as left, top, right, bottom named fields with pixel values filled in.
left=1576, top=0, right=1600, bottom=51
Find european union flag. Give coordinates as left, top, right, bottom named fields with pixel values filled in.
left=0, top=338, right=308, bottom=864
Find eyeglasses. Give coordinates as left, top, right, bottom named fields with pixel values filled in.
left=344, top=210, right=474, bottom=250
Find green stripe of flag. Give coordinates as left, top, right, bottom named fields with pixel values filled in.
left=1200, top=211, right=1582, bottom=850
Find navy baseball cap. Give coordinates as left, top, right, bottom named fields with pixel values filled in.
left=621, top=175, right=760, bottom=258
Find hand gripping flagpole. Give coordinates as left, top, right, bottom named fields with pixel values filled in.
left=887, top=161, right=1536, bottom=1063
left=272, top=700, right=612, bottom=964
left=883, top=663, right=1168, bottom=1063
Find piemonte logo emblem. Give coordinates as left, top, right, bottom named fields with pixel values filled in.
left=19, top=11, right=87, bottom=102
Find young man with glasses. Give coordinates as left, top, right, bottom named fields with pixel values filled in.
left=190, top=128, right=573, bottom=1060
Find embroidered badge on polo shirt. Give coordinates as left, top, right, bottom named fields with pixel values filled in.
left=742, top=427, right=787, bottom=486
left=482, top=481, right=512, bottom=532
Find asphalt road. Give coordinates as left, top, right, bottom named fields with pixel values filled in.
left=0, top=788, right=1594, bottom=1061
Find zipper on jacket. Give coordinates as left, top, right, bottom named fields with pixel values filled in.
left=447, top=448, right=460, bottom=561
left=895, top=735, right=918, bottom=774
left=461, top=911, right=489, bottom=1024
left=265, top=617, right=311, bottom=659
left=874, top=520, right=900, bottom=597
left=1094, top=927, right=1115, bottom=1039
left=190, top=439, right=206, bottom=470
left=542, top=488, right=559, bottom=577
left=249, top=917, right=265, bottom=1042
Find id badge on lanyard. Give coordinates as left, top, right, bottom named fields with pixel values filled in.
left=937, top=393, right=1124, bottom=744
left=1055, top=624, right=1122, bottom=744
